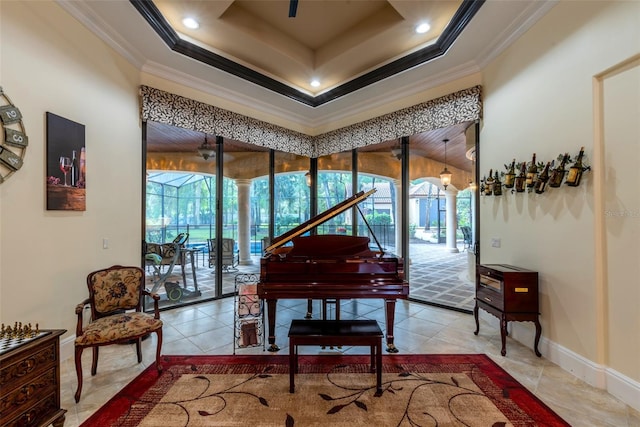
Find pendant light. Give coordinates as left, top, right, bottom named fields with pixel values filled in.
left=439, top=138, right=452, bottom=189
left=197, top=133, right=215, bottom=160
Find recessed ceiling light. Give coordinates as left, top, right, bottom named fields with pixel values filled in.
left=415, top=22, right=430, bottom=34
left=182, top=17, right=199, bottom=30
left=310, top=79, right=321, bottom=88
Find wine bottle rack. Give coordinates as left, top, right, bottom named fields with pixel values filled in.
left=481, top=148, right=591, bottom=196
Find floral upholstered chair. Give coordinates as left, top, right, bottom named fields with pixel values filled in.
left=74, top=265, right=163, bottom=402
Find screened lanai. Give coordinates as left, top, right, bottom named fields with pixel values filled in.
left=146, top=172, right=212, bottom=246
left=146, top=169, right=402, bottom=257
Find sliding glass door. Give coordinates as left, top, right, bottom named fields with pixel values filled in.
left=317, top=151, right=352, bottom=235
left=407, top=124, right=477, bottom=312
left=143, top=119, right=479, bottom=313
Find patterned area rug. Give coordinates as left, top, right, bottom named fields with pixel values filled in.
left=81, top=354, right=569, bottom=426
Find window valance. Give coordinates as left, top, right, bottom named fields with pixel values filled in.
left=139, top=85, right=482, bottom=158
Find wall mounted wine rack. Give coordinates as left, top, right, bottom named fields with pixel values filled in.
left=480, top=147, right=591, bottom=196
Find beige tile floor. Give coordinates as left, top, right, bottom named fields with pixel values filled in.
left=60, top=298, right=640, bottom=426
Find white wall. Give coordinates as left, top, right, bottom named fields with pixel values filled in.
left=0, top=2, right=142, bottom=335
left=480, top=0, right=639, bottom=405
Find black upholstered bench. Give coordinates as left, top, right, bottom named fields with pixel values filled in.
left=288, top=319, right=383, bottom=394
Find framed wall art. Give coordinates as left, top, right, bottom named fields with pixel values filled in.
left=46, top=112, right=85, bottom=211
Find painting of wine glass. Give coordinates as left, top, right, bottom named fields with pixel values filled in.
left=46, top=112, right=86, bottom=211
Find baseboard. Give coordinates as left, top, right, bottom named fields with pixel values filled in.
left=481, top=311, right=640, bottom=413
left=61, top=319, right=640, bottom=413
left=606, top=366, right=640, bottom=413
left=61, top=334, right=75, bottom=362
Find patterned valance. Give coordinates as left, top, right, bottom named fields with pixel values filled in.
left=139, top=85, right=482, bottom=158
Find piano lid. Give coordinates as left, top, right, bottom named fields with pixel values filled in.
left=265, top=188, right=376, bottom=254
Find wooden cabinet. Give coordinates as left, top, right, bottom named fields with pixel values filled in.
left=473, top=264, right=541, bottom=357
left=0, top=329, right=66, bottom=427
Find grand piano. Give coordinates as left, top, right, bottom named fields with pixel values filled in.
left=258, top=189, right=409, bottom=352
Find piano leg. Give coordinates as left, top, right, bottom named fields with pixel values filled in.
left=384, top=299, right=399, bottom=353
left=305, top=299, right=313, bottom=319
left=265, top=299, right=280, bottom=352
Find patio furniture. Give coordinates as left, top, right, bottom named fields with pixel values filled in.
left=145, top=233, right=188, bottom=267
left=74, top=265, right=163, bottom=402
left=145, top=233, right=189, bottom=287
left=460, top=226, right=472, bottom=250
left=207, top=238, right=240, bottom=272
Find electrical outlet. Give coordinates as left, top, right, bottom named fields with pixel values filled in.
left=491, top=238, right=501, bottom=248
left=103, top=238, right=109, bottom=249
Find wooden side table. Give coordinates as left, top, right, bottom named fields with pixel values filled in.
left=473, top=264, right=541, bottom=357
left=0, top=329, right=67, bottom=427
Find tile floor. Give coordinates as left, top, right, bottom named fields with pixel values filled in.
left=60, top=298, right=640, bottom=427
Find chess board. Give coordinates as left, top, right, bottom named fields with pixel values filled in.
left=0, top=330, right=50, bottom=355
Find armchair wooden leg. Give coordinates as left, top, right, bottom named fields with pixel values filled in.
left=155, top=329, right=163, bottom=372
left=136, top=338, right=142, bottom=363
left=91, top=346, right=99, bottom=376
left=74, top=346, right=84, bottom=403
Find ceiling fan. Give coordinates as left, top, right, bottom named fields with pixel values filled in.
left=289, top=0, right=298, bottom=17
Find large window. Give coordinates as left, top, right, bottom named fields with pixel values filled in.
left=274, top=152, right=310, bottom=238
left=317, top=150, right=352, bottom=235
left=144, top=121, right=478, bottom=313
left=357, top=142, right=401, bottom=254
left=250, top=177, right=269, bottom=253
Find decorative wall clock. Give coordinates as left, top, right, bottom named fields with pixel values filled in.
left=0, top=86, right=28, bottom=183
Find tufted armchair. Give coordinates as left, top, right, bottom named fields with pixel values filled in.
left=74, top=265, right=163, bottom=402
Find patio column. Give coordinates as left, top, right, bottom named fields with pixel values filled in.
left=470, top=186, right=477, bottom=247
left=444, top=189, right=459, bottom=253
left=468, top=185, right=477, bottom=281
left=236, top=179, right=252, bottom=265
left=393, top=179, right=402, bottom=255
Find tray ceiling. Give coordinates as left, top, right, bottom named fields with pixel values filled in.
left=59, top=0, right=554, bottom=127
left=135, top=0, right=476, bottom=106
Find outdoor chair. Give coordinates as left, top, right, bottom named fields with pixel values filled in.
left=460, top=226, right=472, bottom=250
left=145, top=233, right=189, bottom=286
left=145, top=233, right=189, bottom=272
left=208, top=238, right=240, bottom=272
left=74, top=265, right=163, bottom=402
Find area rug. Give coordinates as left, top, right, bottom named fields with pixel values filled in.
left=81, top=354, right=570, bottom=426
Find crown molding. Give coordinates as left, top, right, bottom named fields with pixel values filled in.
left=142, top=59, right=482, bottom=135
left=56, top=0, right=550, bottom=132
left=141, top=61, right=315, bottom=132
left=56, top=0, right=146, bottom=69
left=474, top=1, right=558, bottom=68
left=315, top=61, right=482, bottom=132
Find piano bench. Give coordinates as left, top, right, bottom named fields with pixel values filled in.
left=288, top=319, right=383, bottom=395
